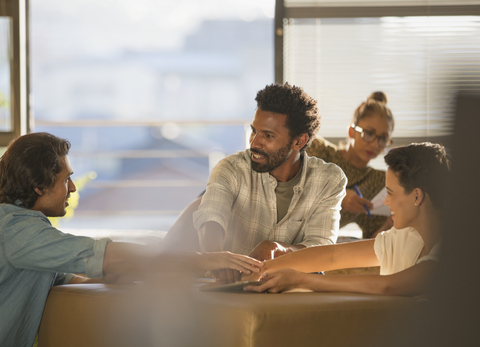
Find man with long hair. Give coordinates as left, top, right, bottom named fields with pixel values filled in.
left=0, top=132, right=263, bottom=347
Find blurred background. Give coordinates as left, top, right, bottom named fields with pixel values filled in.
left=30, top=0, right=275, bottom=232
left=2, top=0, right=480, bottom=236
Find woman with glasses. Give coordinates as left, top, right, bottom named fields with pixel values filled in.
left=307, top=92, right=394, bottom=239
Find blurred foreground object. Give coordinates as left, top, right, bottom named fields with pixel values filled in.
left=38, top=277, right=423, bottom=347
left=373, top=92, right=480, bottom=346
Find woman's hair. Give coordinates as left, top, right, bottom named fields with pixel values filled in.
left=384, top=142, right=450, bottom=209
left=0, top=132, right=71, bottom=208
left=351, top=91, right=394, bottom=132
left=255, top=83, right=320, bottom=152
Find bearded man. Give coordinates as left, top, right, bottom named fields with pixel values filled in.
left=193, top=83, right=347, bottom=283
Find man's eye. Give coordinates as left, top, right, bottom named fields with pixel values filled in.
left=265, top=133, right=273, bottom=138
left=364, top=130, right=375, bottom=137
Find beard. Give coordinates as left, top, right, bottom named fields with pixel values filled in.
left=250, top=141, right=292, bottom=173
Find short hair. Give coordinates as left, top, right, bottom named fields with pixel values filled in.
left=0, top=132, right=71, bottom=208
left=352, top=91, right=395, bottom=132
left=255, top=83, right=320, bottom=152
left=384, top=142, right=450, bottom=209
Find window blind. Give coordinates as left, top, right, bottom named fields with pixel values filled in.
left=283, top=15, right=480, bottom=138
left=284, top=0, right=480, bottom=8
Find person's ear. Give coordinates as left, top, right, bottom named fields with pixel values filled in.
left=414, top=188, right=425, bottom=206
left=293, top=134, right=309, bottom=150
left=34, top=188, right=44, bottom=196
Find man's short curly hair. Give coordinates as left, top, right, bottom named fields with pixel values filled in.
left=0, top=132, right=71, bottom=208
left=255, top=83, right=320, bottom=152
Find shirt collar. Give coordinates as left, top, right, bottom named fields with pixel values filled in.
left=14, top=199, right=23, bottom=206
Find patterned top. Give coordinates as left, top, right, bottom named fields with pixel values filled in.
left=193, top=149, right=347, bottom=255
left=307, top=137, right=388, bottom=238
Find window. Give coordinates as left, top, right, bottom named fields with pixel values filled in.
left=276, top=0, right=480, bottom=236
left=31, top=1, right=275, bottom=231
left=276, top=0, right=480, bottom=144
left=0, top=17, right=11, bottom=132
left=0, top=0, right=30, bottom=145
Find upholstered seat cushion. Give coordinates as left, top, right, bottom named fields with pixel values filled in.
left=38, top=282, right=421, bottom=347
left=194, top=290, right=420, bottom=347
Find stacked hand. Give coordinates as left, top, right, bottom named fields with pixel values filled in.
left=198, top=252, right=264, bottom=284
left=207, top=241, right=279, bottom=284
left=244, top=269, right=309, bottom=293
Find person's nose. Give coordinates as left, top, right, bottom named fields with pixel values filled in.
left=369, top=136, right=381, bottom=149
left=69, top=180, right=77, bottom=193
left=250, top=133, right=262, bottom=149
left=384, top=195, right=389, bottom=206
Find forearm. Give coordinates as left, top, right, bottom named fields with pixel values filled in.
left=198, top=221, right=225, bottom=252
left=103, top=242, right=264, bottom=281
left=263, top=245, right=335, bottom=273
left=303, top=261, right=435, bottom=296
left=263, top=240, right=378, bottom=274
left=103, top=242, right=164, bottom=277
left=69, top=275, right=104, bottom=284
left=302, top=274, right=390, bottom=295
left=194, top=163, right=236, bottom=252
left=102, top=246, right=199, bottom=279
left=241, top=249, right=329, bottom=283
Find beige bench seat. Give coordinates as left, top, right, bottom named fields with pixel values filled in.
left=38, top=282, right=421, bottom=347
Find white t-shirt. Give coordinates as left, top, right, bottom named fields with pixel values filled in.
left=374, top=227, right=441, bottom=275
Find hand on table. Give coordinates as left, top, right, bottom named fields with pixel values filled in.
left=197, top=251, right=263, bottom=272
left=240, top=268, right=265, bottom=283
left=198, top=252, right=264, bottom=284
left=243, top=269, right=310, bottom=293
left=209, top=269, right=241, bottom=284
left=342, top=189, right=374, bottom=214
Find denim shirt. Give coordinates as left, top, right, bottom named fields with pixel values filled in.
left=0, top=203, right=110, bottom=347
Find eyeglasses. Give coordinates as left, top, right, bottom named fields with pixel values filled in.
left=351, top=124, right=392, bottom=148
